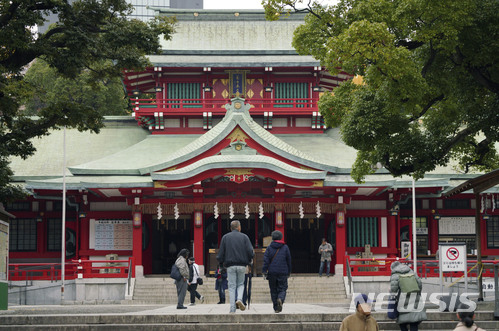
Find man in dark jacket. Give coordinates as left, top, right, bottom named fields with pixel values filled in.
left=217, top=220, right=254, bottom=313
left=262, top=230, right=291, bottom=313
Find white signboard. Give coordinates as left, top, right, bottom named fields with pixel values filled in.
left=416, top=228, right=428, bottom=235
left=482, top=281, right=495, bottom=292
left=438, top=217, right=475, bottom=235
left=92, top=220, right=133, bottom=251
left=0, top=221, right=8, bottom=281
left=401, top=241, right=411, bottom=259
left=440, top=244, right=466, bottom=272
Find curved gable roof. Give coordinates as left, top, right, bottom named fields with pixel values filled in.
left=69, top=98, right=344, bottom=176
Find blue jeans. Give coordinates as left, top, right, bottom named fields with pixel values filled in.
left=319, top=260, right=330, bottom=276
left=227, top=265, right=246, bottom=312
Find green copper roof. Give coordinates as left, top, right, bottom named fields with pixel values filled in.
left=151, top=154, right=327, bottom=181
left=70, top=98, right=345, bottom=176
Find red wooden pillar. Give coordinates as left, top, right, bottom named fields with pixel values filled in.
left=80, top=217, right=89, bottom=260
left=388, top=215, right=398, bottom=257
left=132, top=210, right=143, bottom=272
left=335, top=211, right=346, bottom=265
left=193, top=211, right=204, bottom=266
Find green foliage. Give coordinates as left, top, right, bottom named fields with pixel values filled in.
left=264, top=0, right=499, bottom=182
left=0, top=0, right=175, bottom=202
left=23, top=59, right=129, bottom=116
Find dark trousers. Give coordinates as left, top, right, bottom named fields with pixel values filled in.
left=267, top=274, right=288, bottom=311
left=189, top=283, right=201, bottom=303
left=216, top=279, right=226, bottom=303
left=175, top=279, right=187, bottom=307
left=400, top=322, right=420, bottom=331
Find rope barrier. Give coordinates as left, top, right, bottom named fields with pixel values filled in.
left=447, top=262, right=479, bottom=287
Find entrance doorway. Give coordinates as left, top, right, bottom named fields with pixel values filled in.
left=204, top=214, right=274, bottom=274
left=285, top=216, right=325, bottom=274
left=151, top=217, right=192, bottom=274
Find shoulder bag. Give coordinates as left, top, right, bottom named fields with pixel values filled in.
left=195, top=266, right=203, bottom=285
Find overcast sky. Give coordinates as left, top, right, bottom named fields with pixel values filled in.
left=204, top=0, right=265, bottom=9
left=204, top=0, right=338, bottom=10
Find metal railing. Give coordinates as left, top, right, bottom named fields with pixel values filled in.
left=344, top=256, right=499, bottom=278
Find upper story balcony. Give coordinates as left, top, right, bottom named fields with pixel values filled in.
left=124, top=66, right=352, bottom=134
left=132, top=97, right=320, bottom=115
left=131, top=96, right=328, bottom=134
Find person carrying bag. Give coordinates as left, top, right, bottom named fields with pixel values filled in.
left=262, top=230, right=291, bottom=313
left=389, top=261, right=427, bottom=331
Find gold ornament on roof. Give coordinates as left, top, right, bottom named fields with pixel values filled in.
left=227, top=127, right=249, bottom=143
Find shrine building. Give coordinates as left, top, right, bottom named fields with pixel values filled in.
left=7, top=9, right=499, bottom=279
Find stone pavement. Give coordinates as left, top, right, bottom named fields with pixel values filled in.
left=0, top=302, right=351, bottom=316
left=1, top=302, right=498, bottom=330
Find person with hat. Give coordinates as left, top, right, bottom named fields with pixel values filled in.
left=390, top=261, right=427, bottom=331
left=340, top=294, right=379, bottom=331
left=174, top=248, right=190, bottom=309
left=187, top=257, right=204, bottom=306
left=262, top=230, right=291, bottom=313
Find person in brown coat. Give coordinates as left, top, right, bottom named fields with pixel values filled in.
left=340, top=294, right=379, bottom=331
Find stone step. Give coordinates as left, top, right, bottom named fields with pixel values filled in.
left=1, top=313, right=498, bottom=330
left=133, top=275, right=347, bottom=304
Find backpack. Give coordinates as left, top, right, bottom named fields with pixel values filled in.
left=399, top=273, right=419, bottom=293
left=170, top=264, right=182, bottom=281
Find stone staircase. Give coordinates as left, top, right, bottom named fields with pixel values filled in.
left=131, top=274, right=349, bottom=305
left=2, top=309, right=498, bottom=330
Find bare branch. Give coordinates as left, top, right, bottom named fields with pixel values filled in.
left=421, top=41, right=436, bottom=78
left=409, top=94, right=444, bottom=122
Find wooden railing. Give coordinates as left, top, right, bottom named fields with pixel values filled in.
left=344, top=256, right=499, bottom=278
left=8, top=258, right=134, bottom=281
left=9, top=262, right=78, bottom=281
left=131, top=97, right=319, bottom=115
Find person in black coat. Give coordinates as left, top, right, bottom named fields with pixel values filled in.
left=262, top=230, right=291, bottom=313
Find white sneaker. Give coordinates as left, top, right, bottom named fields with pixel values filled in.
left=236, top=300, right=246, bottom=311
left=189, top=303, right=195, bottom=306
left=200, top=296, right=205, bottom=303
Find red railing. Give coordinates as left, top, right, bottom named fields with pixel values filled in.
left=9, top=262, right=78, bottom=281
left=345, top=256, right=499, bottom=278
left=131, top=97, right=319, bottom=115
left=8, top=258, right=134, bottom=281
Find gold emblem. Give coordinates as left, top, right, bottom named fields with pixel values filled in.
left=227, top=127, right=249, bottom=143
left=234, top=102, right=242, bottom=109
left=312, top=181, right=324, bottom=187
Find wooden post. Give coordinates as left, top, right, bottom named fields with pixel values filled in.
left=475, top=192, right=483, bottom=301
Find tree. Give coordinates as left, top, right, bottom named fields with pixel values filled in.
left=23, top=59, right=129, bottom=116
left=0, top=0, right=175, bottom=202
left=264, top=0, right=499, bottom=182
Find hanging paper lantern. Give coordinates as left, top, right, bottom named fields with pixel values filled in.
left=156, top=203, right=162, bottom=220
left=214, top=202, right=219, bottom=219
left=258, top=202, right=264, bottom=219
left=316, top=201, right=321, bottom=219
left=299, top=201, right=304, bottom=219
left=245, top=202, right=250, bottom=219
left=229, top=202, right=234, bottom=219
left=174, top=203, right=179, bottom=220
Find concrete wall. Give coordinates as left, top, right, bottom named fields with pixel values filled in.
left=8, top=278, right=129, bottom=305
